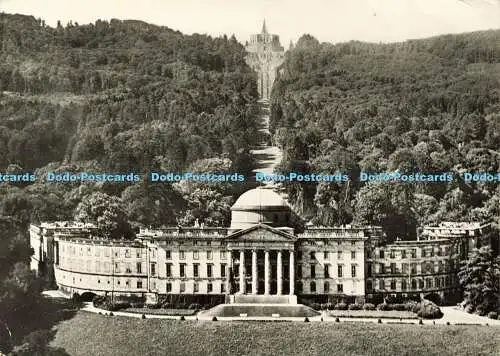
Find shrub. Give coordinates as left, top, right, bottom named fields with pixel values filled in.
left=180, top=316, right=185, bottom=321
left=377, top=303, right=391, bottom=311
left=405, top=301, right=419, bottom=313
left=334, top=302, right=348, bottom=310
left=392, top=303, right=407, bottom=311
left=141, top=314, right=146, bottom=319
left=487, top=311, right=498, bottom=320
left=211, top=316, right=217, bottom=321
left=311, top=303, right=321, bottom=310
left=348, top=303, right=363, bottom=310
left=188, top=303, right=201, bottom=310
left=415, top=300, right=443, bottom=319
left=335, top=317, right=340, bottom=322
left=304, top=317, right=310, bottom=322
left=146, top=303, right=161, bottom=309
left=363, top=303, right=376, bottom=311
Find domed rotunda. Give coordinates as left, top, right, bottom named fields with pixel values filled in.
left=229, top=187, right=291, bottom=230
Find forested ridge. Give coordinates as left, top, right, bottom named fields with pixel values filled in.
left=0, top=13, right=260, bottom=350
left=270, top=31, right=500, bottom=239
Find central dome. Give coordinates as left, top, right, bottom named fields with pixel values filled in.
left=230, top=187, right=290, bottom=231
left=231, top=187, right=287, bottom=211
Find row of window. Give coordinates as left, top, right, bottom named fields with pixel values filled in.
left=367, top=276, right=452, bottom=291
left=154, top=263, right=227, bottom=279
left=301, top=251, right=358, bottom=261
left=298, top=264, right=358, bottom=278
left=367, top=260, right=457, bottom=276
left=373, top=246, right=452, bottom=259
left=302, top=281, right=345, bottom=293
left=163, top=250, right=228, bottom=260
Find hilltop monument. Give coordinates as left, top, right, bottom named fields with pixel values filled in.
left=245, top=20, right=285, bottom=100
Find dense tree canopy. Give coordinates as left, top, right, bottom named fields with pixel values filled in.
left=270, top=30, right=500, bottom=239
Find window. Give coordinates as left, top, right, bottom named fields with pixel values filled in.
left=411, top=249, right=417, bottom=258
left=338, top=265, right=343, bottom=278
left=137, top=262, right=142, bottom=274
left=426, top=279, right=432, bottom=289
left=207, top=264, right=213, bottom=278
left=390, top=280, right=396, bottom=290
left=338, top=251, right=343, bottom=260
left=95, top=261, right=101, bottom=272
left=193, top=251, right=199, bottom=260
left=137, top=281, right=143, bottom=289
left=422, top=250, right=426, bottom=258
left=401, top=250, right=406, bottom=259
left=87, top=247, right=91, bottom=256
left=351, top=251, right=356, bottom=260
left=193, top=264, right=199, bottom=277
left=180, top=264, right=186, bottom=277
left=126, top=263, right=132, bottom=273
left=220, top=251, right=227, bottom=260
left=310, top=264, right=316, bottom=278
left=220, top=263, right=226, bottom=278
left=194, top=282, right=199, bottom=293
left=430, top=248, right=434, bottom=257
left=193, top=240, right=198, bottom=246
left=115, top=262, right=120, bottom=273
left=390, top=250, right=395, bottom=259
left=324, top=265, right=330, bottom=278
left=165, top=250, right=171, bottom=259
left=126, top=280, right=130, bottom=287
left=179, top=251, right=185, bottom=260
left=379, top=250, right=384, bottom=259
left=166, top=282, right=172, bottom=293
left=435, top=278, right=440, bottom=288
left=297, top=265, right=302, bottom=278
left=411, top=279, right=417, bottom=289
left=208, top=283, right=213, bottom=293
left=402, top=263, right=408, bottom=274
left=166, top=263, right=172, bottom=277
left=297, top=251, right=303, bottom=260
left=324, top=251, right=329, bottom=259
left=221, top=283, right=226, bottom=293
left=310, top=281, right=316, bottom=293
left=379, top=279, right=385, bottom=290
left=401, top=280, right=407, bottom=290
left=324, top=281, right=330, bottom=292
left=150, top=263, right=156, bottom=276
left=207, top=251, right=212, bottom=260
left=179, top=282, right=185, bottom=293
left=351, top=264, right=356, bottom=278
left=419, top=279, right=424, bottom=289
left=379, top=264, right=385, bottom=274
left=390, top=263, right=396, bottom=274
left=367, top=281, right=373, bottom=291
left=411, top=263, right=417, bottom=274
left=95, top=248, right=100, bottom=257
left=337, top=284, right=343, bottom=293
left=351, top=241, right=356, bottom=246
left=309, top=251, right=316, bottom=260
left=207, top=241, right=211, bottom=246
left=136, top=250, right=141, bottom=258
left=125, top=249, right=130, bottom=258
left=367, top=263, right=372, bottom=277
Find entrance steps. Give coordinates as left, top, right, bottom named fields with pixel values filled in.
left=231, top=294, right=296, bottom=305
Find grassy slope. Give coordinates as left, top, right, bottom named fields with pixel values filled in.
left=51, top=312, right=499, bottom=356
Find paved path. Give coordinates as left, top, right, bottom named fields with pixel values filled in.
left=250, top=101, right=282, bottom=177
left=76, top=301, right=500, bottom=326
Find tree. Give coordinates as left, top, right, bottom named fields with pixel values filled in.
left=458, top=246, right=500, bottom=315
left=74, top=192, right=133, bottom=239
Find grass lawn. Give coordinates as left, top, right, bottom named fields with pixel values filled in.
left=50, top=311, right=499, bottom=356
left=123, top=308, right=197, bottom=316
left=327, top=310, right=418, bottom=319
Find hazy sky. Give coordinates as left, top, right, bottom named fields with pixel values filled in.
left=1, top=0, right=499, bottom=46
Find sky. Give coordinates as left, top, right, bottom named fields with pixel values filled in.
left=1, top=0, right=499, bottom=47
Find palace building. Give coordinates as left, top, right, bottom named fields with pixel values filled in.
left=30, top=187, right=496, bottom=306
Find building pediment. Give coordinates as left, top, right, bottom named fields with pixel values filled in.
left=225, top=224, right=296, bottom=243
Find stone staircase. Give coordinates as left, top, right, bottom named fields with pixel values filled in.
left=232, top=294, right=293, bottom=304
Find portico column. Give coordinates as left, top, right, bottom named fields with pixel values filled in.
left=252, top=249, right=258, bottom=295
left=277, top=250, right=283, bottom=295
left=289, top=250, right=295, bottom=295
left=239, top=250, right=245, bottom=294
left=226, top=250, right=232, bottom=293
left=264, top=250, right=270, bottom=295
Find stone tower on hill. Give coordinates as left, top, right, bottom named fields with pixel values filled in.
left=245, top=20, right=285, bottom=100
